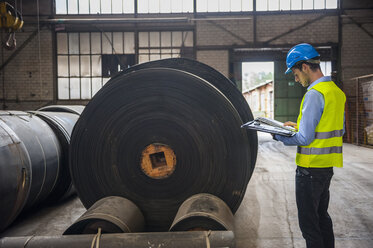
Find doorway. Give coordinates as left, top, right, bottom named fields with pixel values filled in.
left=242, top=62, right=274, bottom=119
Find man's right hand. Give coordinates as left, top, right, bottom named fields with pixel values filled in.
left=284, top=121, right=297, bottom=130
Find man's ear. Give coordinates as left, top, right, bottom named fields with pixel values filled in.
left=301, top=63, right=309, bottom=72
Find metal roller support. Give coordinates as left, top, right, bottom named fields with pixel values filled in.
left=28, top=111, right=80, bottom=202
left=170, top=193, right=234, bottom=231
left=0, top=111, right=61, bottom=210
left=64, top=196, right=145, bottom=235
left=0, top=120, right=31, bottom=232
left=70, top=62, right=256, bottom=231
left=0, top=231, right=235, bottom=248
left=37, top=105, right=85, bottom=115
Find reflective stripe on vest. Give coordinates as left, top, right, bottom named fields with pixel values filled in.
left=297, top=146, right=342, bottom=155
left=314, top=129, right=344, bottom=139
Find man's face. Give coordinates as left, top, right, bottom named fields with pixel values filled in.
left=292, top=68, right=310, bottom=87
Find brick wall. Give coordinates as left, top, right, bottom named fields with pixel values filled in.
left=256, top=14, right=338, bottom=45
left=341, top=10, right=373, bottom=97
left=194, top=13, right=338, bottom=47
left=0, top=24, right=54, bottom=110
left=195, top=13, right=338, bottom=47
left=196, top=18, right=253, bottom=46
left=197, top=50, right=229, bottom=78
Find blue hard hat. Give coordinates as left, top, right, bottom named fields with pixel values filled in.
left=285, top=43, right=320, bottom=74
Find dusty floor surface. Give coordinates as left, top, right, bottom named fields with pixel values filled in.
left=1, top=132, right=373, bottom=248
left=235, top=133, right=373, bottom=248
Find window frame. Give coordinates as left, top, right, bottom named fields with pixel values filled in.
left=54, top=0, right=339, bottom=15
left=56, top=31, right=136, bottom=100
left=56, top=29, right=195, bottom=100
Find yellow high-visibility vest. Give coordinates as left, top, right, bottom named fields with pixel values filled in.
left=296, top=81, right=346, bottom=168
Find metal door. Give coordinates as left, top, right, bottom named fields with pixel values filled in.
left=274, top=61, right=306, bottom=123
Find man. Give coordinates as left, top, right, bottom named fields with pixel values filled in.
left=273, top=43, right=346, bottom=248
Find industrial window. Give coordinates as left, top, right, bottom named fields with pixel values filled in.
left=197, top=0, right=253, bottom=12
left=138, top=31, right=194, bottom=64
left=256, top=0, right=338, bottom=11
left=55, top=0, right=338, bottom=14
left=102, top=54, right=136, bottom=77
left=56, top=32, right=135, bottom=100
left=137, top=0, right=193, bottom=13
left=55, top=0, right=135, bottom=14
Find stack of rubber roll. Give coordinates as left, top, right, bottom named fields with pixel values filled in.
left=170, top=193, right=234, bottom=232
left=0, top=193, right=236, bottom=247
left=63, top=193, right=234, bottom=233
left=63, top=196, right=145, bottom=235
left=70, top=58, right=258, bottom=231
left=0, top=105, right=84, bottom=232
left=59, top=194, right=235, bottom=247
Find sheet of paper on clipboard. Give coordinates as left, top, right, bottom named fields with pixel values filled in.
left=240, top=117, right=296, bottom=137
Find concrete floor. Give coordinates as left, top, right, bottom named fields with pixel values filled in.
left=1, top=132, right=373, bottom=247
left=235, top=133, right=373, bottom=248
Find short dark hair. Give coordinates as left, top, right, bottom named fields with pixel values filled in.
left=292, top=58, right=321, bottom=72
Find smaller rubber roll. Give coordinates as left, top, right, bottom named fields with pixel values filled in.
left=170, top=193, right=234, bottom=231
left=64, top=196, right=145, bottom=235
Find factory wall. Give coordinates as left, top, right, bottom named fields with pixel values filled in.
left=0, top=24, right=54, bottom=110
left=1, top=8, right=373, bottom=111
left=195, top=12, right=339, bottom=86
left=196, top=50, right=229, bottom=78
left=341, top=9, right=373, bottom=97
left=196, top=13, right=338, bottom=47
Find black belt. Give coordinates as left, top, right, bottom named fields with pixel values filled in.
left=297, top=166, right=333, bottom=176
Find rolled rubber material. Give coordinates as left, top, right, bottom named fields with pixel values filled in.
left=70, top=59, right=257, bottom=231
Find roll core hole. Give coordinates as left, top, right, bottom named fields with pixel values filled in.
left=150, top=152, right=167, bottom=168
left=140, top=143, right=176, bottom=179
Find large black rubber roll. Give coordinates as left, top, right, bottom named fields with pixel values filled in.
left=37, top=105, right=85, bottom=115
left=70, top=65, right=254, bottom=231
left=0, top=120, right=31, bottom=232
left=169, top=193, right=234, bottom=231
left=0, top=111, right=61, bottom=210
left=29, top=111, right=80, bottom=202
left=64, top=196, right=145, bottom=235
left=115, top=58, right=258, bottom=169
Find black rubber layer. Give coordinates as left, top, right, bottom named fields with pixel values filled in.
left=31, top=111, right=79, bottom=202
left=114, top=58, right=258, bottom=170
left=70, top=65, right=255, bottom=231
left=0, top=112, right=61, bottom=210
left=0, top=120, right=31, bottom=232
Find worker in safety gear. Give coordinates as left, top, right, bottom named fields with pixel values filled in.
left=273, top=43, right=346, bottom=248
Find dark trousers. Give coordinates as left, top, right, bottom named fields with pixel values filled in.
left=296, top=166, right=335, bottom=248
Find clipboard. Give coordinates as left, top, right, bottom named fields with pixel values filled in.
left=241, top=119, right=296, bottom=137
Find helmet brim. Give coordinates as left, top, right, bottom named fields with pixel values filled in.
left=285, top=67, right=292, bottom=74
